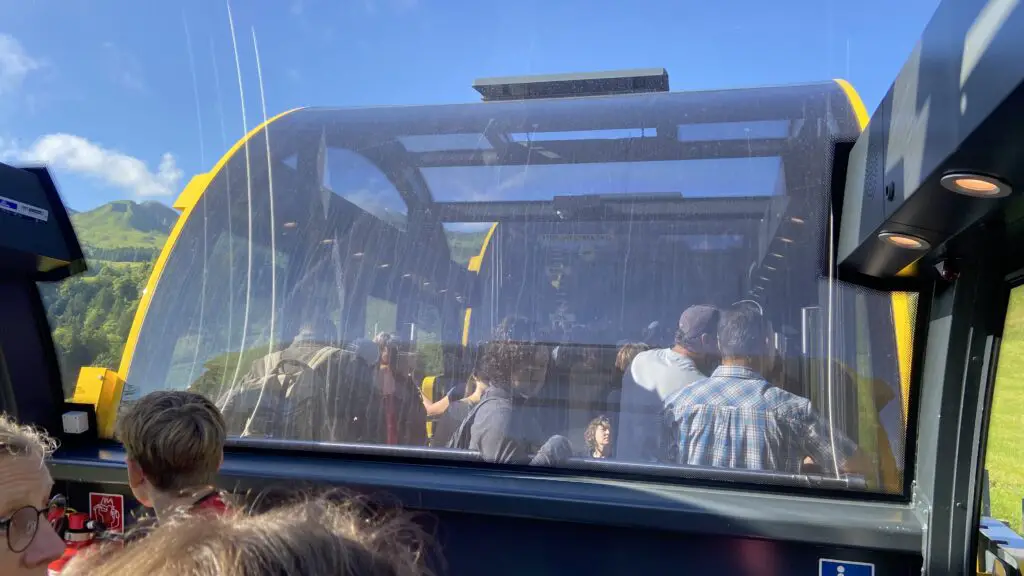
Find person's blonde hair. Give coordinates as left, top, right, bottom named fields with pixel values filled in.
left=0, top=413, right=56, bottom=460
left=63, top=496, right=434, bottom=576
left=116, top=391, right=225, bottom=491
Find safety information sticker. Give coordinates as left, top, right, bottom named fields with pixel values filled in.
left=0, top=194, right=48, bottom=223
left=89, top=492, right=124, bottom=533
left=819, top=558, right=875, bottom=576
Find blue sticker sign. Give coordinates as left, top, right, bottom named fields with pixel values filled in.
left=0, top=194, right=48, bottom=223
left=819, top=558, right=874, bottom=576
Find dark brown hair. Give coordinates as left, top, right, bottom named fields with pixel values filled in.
left=584, top=415, right=611, bottom=455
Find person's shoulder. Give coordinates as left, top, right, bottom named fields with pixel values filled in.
left=632, top=348, right=663, bottom=364
left=665, top=374, right=715, bottom=403
left=762, top=383, right=814, bottom=414
left=448, top=398, right=474, bottom=420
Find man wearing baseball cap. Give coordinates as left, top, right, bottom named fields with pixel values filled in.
left=615, top=305, right=721, bottom=462
left=662, top=304, right=868, bottom=475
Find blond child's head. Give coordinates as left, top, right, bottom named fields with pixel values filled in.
left=116, top=391, right=225, bottom=509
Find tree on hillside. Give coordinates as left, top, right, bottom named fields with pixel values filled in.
left=40, top=261, right=153, bottom=395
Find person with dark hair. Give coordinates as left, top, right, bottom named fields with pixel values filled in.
left=662, top=305, right=869, bottom=475
left=447, top=318, right=567, bottom=464
left=373, top=333, right=427, bottom=446
left=427, top=373, right=488, bottom=449
left=582, top=416, right=612, bottom=459
left=615, top=305, right=720, bottom=462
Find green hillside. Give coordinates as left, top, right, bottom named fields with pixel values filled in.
left=71, top=200, right=177, bottom=256
left=42, top=200, right=177, bottom=394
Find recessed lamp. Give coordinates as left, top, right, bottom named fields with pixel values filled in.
left=878, top=231, right=930, bottom=251
left=940, top=172, right=1011, bottom=198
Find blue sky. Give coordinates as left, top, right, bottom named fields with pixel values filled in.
left=0, top=0, right=939, bottom=212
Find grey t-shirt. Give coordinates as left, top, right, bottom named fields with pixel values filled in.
left=614, top=348, right=705, bottom=462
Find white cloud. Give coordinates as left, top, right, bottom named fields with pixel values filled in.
left=0, top=34, right=41, bottom=95
left=10, top=134, right=183, bottom=197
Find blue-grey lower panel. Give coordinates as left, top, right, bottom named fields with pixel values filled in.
left=50, top=445, right=924, bottom=576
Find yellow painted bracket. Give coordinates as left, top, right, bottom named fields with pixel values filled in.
left=422, top=375, right=437, bottom=439
left=71, top=366, right=125, bottom=439
left=173, top=173, right=213, bottom=211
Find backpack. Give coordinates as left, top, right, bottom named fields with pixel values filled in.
left=446, top=396, right=501, bottom=450
left=220, top=347, right=340, bottom=442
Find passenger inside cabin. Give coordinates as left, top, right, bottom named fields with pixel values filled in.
left=116, top=391, right=230, bottom=522
left=374, top=333, right=427, bottom=447
left=428, top=372, right=488, bottom=449
left=447, top=317, right=565, bottom=464
left=662, top=304, right=870, bottom=475
left=605, top=341, right=650, bottom=442
left=615, top=305, right=721, bottom=463
left=582, top=415, right=613, bottom=459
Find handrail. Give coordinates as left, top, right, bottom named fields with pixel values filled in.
left=226, top=437, right=865, bottom=490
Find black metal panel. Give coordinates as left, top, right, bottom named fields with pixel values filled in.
left=0, top=281, right=67, bottom=432
left=52, top=469, right=922, bottom=576
left=49, top=445, right=922, bottom=553
left=911, top=226, right=1010, bottom=575
left=837, top=0, right=1024, bottom=280
left=473, top=68, right=670, bottom=101
left=0, top=164, right=86, bottom=281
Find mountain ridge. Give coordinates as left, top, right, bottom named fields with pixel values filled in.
left=71, top=199, right=178, bottom=255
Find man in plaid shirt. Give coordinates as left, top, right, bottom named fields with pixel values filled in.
left=662, top=305, right=868, bottom=475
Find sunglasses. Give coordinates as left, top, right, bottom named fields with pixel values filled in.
left=0, top=494, right=65, bottom=553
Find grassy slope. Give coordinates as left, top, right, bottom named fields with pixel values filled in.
left=71, top=200, right=177, bottom=249
left=988, top=288, right=1024, bottom=531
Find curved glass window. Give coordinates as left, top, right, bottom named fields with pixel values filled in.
left=122, top=86, right=910, bottom=494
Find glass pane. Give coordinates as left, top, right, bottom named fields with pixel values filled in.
left=985, top=287, right=1024, bottom=532
left=115, top=89, right=914, bottom=493
left=323, top=148, right=408, bottom=231
left=422, top=157, right=783, bottom=202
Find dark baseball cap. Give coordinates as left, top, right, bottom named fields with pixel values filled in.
left=678, top=305, right=721, bottom=348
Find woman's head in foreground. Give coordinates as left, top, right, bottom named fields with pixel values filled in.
left=0, top=414, right=65, bottom=576
left=64, top=495, right=433, bottom=576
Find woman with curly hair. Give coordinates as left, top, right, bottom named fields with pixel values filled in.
left=447, top=317, right=573, bottom=464
left=583, top=415, right=613, bottom=459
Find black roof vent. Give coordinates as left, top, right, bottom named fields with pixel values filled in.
left=473, top=68, right=669, bottom=101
